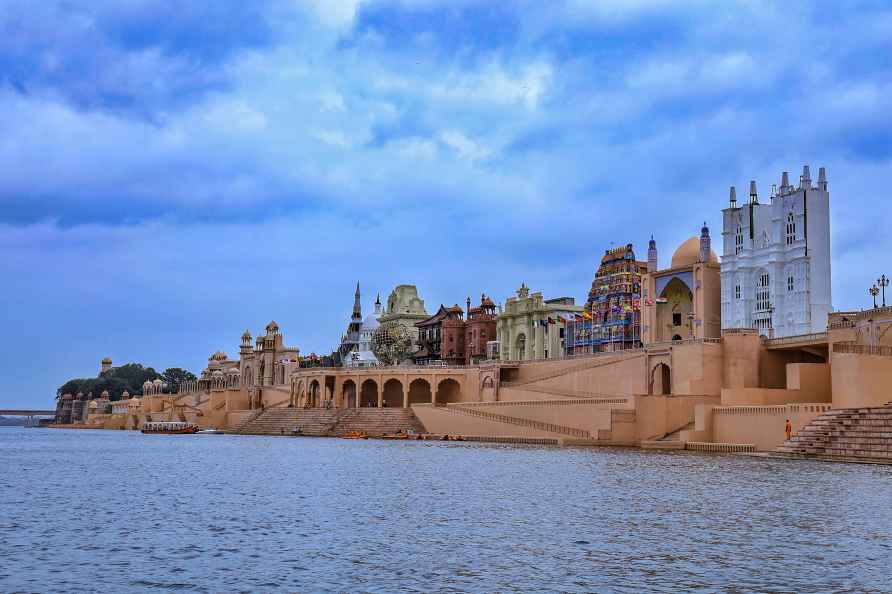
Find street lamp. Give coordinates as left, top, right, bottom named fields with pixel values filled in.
left=870, top=285, right=880, bottom=309
left=878, top=275, right=889, bottom=308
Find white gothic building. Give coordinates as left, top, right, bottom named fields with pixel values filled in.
left=720, top=165, right=832, bottom=338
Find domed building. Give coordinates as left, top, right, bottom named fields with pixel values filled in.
left=640, top=224, right=722, bottom=344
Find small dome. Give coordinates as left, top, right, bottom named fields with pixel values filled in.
left=101, top=357, right=112, bottom=364
left=241, top=329, right=252, bottom=340
left=89, top=400, right=98, bottom=409
left=100, top=390, right=110, bottom=399
left=152, top=379, right=163, bottom=386
left=671, top=237, right=718, bottom=268
left=226, top=367, right=241, bottom=375
left=266, top=320, right=279, bottom=333
left=211, top=351, right=228, bottom=361
left=121, top=390, right=130, bottom=399
left=362, top=311, right=381, bottom=332
left=212, top=370, right=224, bottom=377
left=62, top=393, right=74, bottom=401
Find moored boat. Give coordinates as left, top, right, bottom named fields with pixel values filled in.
left=141, top=421, right=199, bottom=434
left=197, top=428, right=224, bottom=434
left=341, top=431, right=368, bottom=439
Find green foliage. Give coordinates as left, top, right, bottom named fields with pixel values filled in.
left=57, top=363, right=164, bottom=400
left=161, top=368, right=198, bottom=393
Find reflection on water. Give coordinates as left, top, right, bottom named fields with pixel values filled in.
left=1, top=428, right=891, bottom=593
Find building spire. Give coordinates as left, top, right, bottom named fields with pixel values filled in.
left=818, top=166, right=827, bottom=191
left=699, top=222, right=711, bottom=263
left=749, top=180, right=758, bottom=204
left=729, top=185, right=737, bottom=207
left=801, top=164, right=811, bottom=189
left=647, top=235, right=658, bottom=273
left=352, top=281, right=362, bottom=321
left=781, top=171, right=790, bottom=194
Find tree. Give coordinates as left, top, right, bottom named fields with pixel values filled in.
left=57, top=362, right=162, bottom=401
left=161, top=368, right=198, bottom=393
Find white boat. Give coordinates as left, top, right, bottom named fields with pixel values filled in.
left=196, top=428, right=224, bottom=434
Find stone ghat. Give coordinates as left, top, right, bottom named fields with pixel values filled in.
left=775, top=405, right=892, bottom=463
left=234, top=407, right=425, bottom=437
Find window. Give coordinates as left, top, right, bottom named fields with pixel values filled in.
left=735, top=285, right=741, bottom=299
left=672, top=313, right=682, bottom=326
left=785, top=213, right=796, bottom=245
left=735, top=225, right=744, bottom=254
left=756, top=273, right=771, bottom=312
left=787, top=276, right=794, bottom=292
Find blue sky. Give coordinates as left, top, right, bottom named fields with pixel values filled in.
left=2, top=0, right=891, bottom=407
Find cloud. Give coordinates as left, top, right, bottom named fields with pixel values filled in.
left=3, top=0, right=892, bottom=406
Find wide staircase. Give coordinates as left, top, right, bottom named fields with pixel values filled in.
left=774, top=405, right=892, bottom=463
left=335, top=408, right=425, bottom=437
left=235, top=408, right=342, bottom=436
left=234, top=407, right=425, bottom=437
left=441, top=404, right=592, bottom=440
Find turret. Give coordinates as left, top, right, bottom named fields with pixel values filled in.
left=699, top=223, right=711, bottom=263
left=374, top=293, right=382, bottom=315
left=467, top=296, right=472, bottom=314
left=801, top=164, right=811, bottom=189
left=647, top=235, right=658, bottom=272
left=749, top=180, right=758, bottom=204
left=780, top=171, right=790, bottom=195
left=729, top=186, right=736, bottom=208
left=818, top=166, right=827, bottom=191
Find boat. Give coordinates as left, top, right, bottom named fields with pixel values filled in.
left=197, top=428, right=224, bottom=434
left=141, top=421, right=199, bottom=434
left=341, top=431, right=368, bottom=439
left=381, top=433, right=409, bottom=440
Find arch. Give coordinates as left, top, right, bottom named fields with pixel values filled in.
left=435, top=378, right=462, bottom=405
left=360, top=379, right=378, bottom=407
left=672, top=334, right=682, bottom=341
left=342, top=379, right=357, bottom=409
left=308, top=379, right=321, bottom=408
left=408, top=378, right=432, bottom=405
left=515, top=333, right=526, bottom=360
left=382, top=379, right=404, bottom=408
left=649, top=363, right=671, bottom=395
left=259, top=360, right=266, bottom=387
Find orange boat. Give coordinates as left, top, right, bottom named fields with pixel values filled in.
left=381, top=433, right=409, bottom=440
left=341, top=431, right=368, bottom=439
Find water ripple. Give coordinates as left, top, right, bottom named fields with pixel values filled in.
left=1, top=428, right=891, bottom=593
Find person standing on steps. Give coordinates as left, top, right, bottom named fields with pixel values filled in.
left=785, top=419, right=793, bottom=441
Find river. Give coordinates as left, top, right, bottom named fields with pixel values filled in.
left=1, top=428, right=890, bottom=593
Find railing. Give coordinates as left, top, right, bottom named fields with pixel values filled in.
left=437, top=404, right=591, bottom=439
left=713, top=403, right=832, bottom=416
left=833, top=342, right=892, bottom=357
left=451, top=397, right=628, bottom=408
left=763, top=332, right=828, bottom=347
left=686, top=442, right=756, bottom=453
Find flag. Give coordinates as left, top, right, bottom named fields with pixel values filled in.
left=655, top=297, right=668, bottom=304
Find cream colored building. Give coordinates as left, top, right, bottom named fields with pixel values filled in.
left=497, top=284, right=583, bottom=361
left=379, top=284, right=429, bottom=341
left=641, top=225, right=722, bottom=344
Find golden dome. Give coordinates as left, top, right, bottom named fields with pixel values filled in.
left=671, top=237, right=718, bottom=268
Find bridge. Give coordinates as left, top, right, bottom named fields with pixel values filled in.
left=0, top=409, right=55, bottom=416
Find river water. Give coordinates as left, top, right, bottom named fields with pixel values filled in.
left=1, top=428, right=891, bottom=593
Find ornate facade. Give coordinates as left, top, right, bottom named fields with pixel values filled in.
left=641, top=226, right=722, bottom=343
left=497, top=284, right=582, bottom=361
left=379, top=284, right=429, bottom=345
left=721, top=165, right=832, bottom=337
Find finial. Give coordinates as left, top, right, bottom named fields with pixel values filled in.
left=729, top=185, right=737, bottom=207
left=818, top=166, right=827, bottom=190
left=801, top=164, right=811, bottom=188
left=749, top=180, right=758, bottom=204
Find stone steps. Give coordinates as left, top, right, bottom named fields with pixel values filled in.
left=774, top=405, right=892, bottom=463
left=234, top=407, right=425, bottom=437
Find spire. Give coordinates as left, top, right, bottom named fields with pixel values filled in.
left=352, top=281, right=362, bottom=321
left=729, top=185, right=737, bottom=208
left=749, top=180, right=758, bottom=204
left=699, top=222, right=711, bottom=263
left=647, top=235, right=658, bottom=273
left=781, top=171, right=790, bottom=194
left=818, top=166, right=827, bottom=191
left=801, top=165, right=811, bottom=189
left=467, top=296, right=472, bottom=314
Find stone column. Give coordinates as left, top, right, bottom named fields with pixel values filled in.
left=377, top=385, right=383, bottom=408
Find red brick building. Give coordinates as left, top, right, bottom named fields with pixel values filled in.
left=413, top=294, right=498, bottom=366
left=464, top=294, right=497, bottom=365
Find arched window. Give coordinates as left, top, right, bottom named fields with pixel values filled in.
left=755, top=272, right=771, bottom=312
left=785, top=213, right=796, bottom=245
left=735, top=225, right=744, bottom=254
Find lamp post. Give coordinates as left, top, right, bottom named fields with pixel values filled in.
left=878, top=275, right=889, bottom=307
left=870, top=285, right=880, bottom=309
